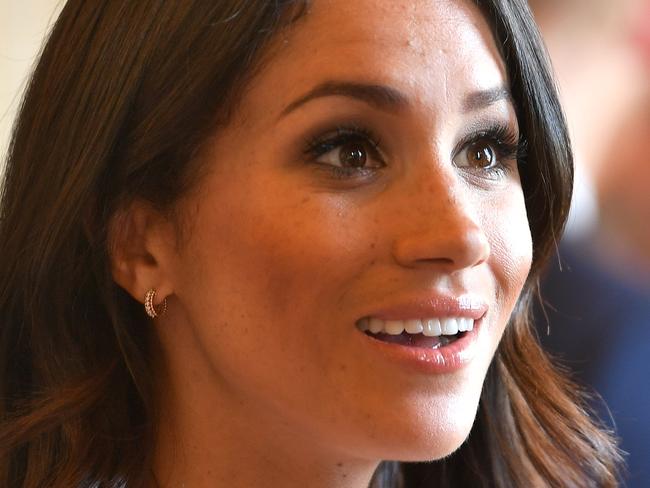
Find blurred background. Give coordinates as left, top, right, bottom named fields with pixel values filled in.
left=528, top=1, right=650, bottom=486
left=2, top=0, right=649, bottom=486
left=1, top=0, right=63, bottom=166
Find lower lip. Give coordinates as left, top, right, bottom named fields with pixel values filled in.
left=357, top=318, right=484, bottom=374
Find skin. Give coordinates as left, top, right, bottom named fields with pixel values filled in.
left=111, top=1, right=533, bottom=486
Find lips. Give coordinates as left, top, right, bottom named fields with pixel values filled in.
left=353, top=294, right=488, bottom=373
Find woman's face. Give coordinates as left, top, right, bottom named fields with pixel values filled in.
left=158, top=0, right=532, bottom=465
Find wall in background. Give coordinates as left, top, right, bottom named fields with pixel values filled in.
left=0, top=0, right=63, bottom=170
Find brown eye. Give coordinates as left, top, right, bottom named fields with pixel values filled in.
left=307, top=128, right=385, bottom=175
left=310, top=132, right=384, bottom=172
left=452, top=126, right=519, bottom=180
left=466, top=140, right=496, bottom=168
left=339, top=142, right=368, bottom=168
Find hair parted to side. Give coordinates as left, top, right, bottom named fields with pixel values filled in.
left=0, top=0, right=621, bottom=487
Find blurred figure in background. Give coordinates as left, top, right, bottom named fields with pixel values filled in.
left=530, top=0, right=650, bottom=486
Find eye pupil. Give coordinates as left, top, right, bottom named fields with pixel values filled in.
left=469, top=141, right=495, bottom=168
left=340, top=143, right=367, bottom=168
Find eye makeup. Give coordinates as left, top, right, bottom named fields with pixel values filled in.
left=452, top=121, right=526, bottom=181
left=299, top=117, right=524, bottom=183
left=302, top=124, right=386, bottom=179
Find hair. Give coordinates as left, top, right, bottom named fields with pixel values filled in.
left=0, top=0, right=622, bottom=486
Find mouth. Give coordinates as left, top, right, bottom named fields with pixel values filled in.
left=356, top=317, right=474, bottom=349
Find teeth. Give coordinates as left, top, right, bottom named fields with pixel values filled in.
left=457, top=318, right=467, bottom=332
left=357, top=317, right=475, bottom=337
left=368, top=318, right=383, bottom=334
left=458, top=317, right=474, bottom=332
left=423, top=318, right=442, bottom=337
left=404, top=319, right=423, bottom=334
left=384, top=320, right=405, bottom=335
left=441, top=318, right=458, bottom=335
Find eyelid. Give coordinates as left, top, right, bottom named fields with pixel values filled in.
left=304, top=125, right=380, bottom=151
left=450, top=123, right=524, bottom=186
left=453, top=123, right=522, bottom=169
left=303, top=125, right=385, bottom=165
left=452, top=122, right=520, bottom=159
left=299, top=121, right=522, bottom=184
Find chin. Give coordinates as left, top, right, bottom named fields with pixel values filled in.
left=395, top=417, right=477, bottom=463
left=398, top=388, right=484, bottom=461
left=350, top=399, right=481, bottom=464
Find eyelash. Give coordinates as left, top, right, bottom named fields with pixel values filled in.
left=453, top=123, right=525, bottom=179
left=303, top=125, right=384, bottom=179
left=302, top=123, right=525, bottom=180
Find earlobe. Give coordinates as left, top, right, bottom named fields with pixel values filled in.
left=108, top=200, right=175, bottom=309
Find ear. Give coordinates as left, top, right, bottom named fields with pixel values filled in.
left=108, top=200, right=177, bottom=309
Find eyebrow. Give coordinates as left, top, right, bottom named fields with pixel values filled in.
left=279, top=81, right=512, bottom=118
left=462, top=87, right=512, bottom=112
left=279, top=81, right=408, bottom=118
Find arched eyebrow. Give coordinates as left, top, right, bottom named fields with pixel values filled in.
left=279, top=81, right=408, bottom=118
left=462, top=87, right=512, bottom=112
left=279, top=81, right=512, bottom=118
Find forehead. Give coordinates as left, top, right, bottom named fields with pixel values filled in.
left=238, top=0, right=508, bottom=123
left=292, top=0, right=498, bottom=59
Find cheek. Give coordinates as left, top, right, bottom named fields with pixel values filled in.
left=174, top=181, right=366, bottom=373
left=170, top=184, right=393, bottom=444
left=484, top=190, right=533, bottom=319
left=224, top=196, right=362, bottom=315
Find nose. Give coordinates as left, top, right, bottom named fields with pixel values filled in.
left=391, top=177, right=491, bottom=272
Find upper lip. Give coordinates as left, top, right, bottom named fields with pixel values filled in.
left=358, top=293, right=488, bottom=322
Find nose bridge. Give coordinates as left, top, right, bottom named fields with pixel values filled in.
left=391, top=166, right=491, bottom=271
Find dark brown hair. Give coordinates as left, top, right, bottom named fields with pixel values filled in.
left=0, top=0, right=621, bottom=486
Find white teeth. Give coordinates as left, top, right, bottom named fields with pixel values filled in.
left=404, top=319, right=423, bottom=334
left=384, top=320, right=405, bottom=335
left=457, top=318, right=467, bottom=332
left=422, top=318, right=442, bottom=337
left=441, top=318, right=458, bottom=335
left=358, top=317, right=475, bottom=337
left=369, top=317, right=383, bottom=334
left=458, top=317, right=474, bottom=332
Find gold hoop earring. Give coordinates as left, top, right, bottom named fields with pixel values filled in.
left=144, top=288, right=167, bottom=318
